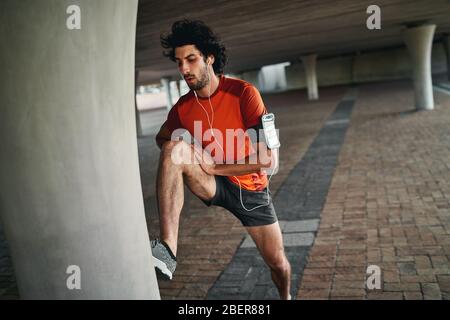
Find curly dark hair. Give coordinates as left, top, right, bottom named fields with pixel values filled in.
left=160, top=19, right=227, bottom=74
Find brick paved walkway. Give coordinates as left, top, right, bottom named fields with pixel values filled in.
left=297, top=81, right=450, bottom=300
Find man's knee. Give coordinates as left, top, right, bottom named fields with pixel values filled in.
left=266, top=251, right=290, bottom=273
left=161, top=140, right=183, bottom=153
left=160, top=140, right=194, bottom=166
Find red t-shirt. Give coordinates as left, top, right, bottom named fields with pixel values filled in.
left=163, top=75, right=268, bottom=191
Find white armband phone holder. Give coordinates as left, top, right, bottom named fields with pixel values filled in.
left=261, top=113, right=280, bottom=149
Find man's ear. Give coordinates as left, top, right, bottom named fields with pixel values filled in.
left=207, top=55, right=215, bottom=66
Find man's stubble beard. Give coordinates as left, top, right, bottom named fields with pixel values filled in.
left=188, top=64, right=210, bottom=91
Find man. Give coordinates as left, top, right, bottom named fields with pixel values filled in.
left=151, top=19, right=291, bottom=300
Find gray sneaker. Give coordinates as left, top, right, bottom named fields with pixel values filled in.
left=151, top=239, right=177, bottom=280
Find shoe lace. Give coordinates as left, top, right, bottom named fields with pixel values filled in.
left=150, top=238, right=159, bottom=249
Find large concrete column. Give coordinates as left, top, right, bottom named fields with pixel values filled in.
left=444, top=34, right=450, bottom=81
left=0, top=0, right=160, bottom=299
left=135, top=70, right=143, bottom=137
left=403, top=24, right=436, bottom=110
left=301, top=54, right=319, bottom=100
left=160, top=77, right=173, bottom=110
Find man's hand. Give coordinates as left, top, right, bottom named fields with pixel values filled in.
left=191, top=141, right=278, bottom=177
left=192, top=144, right=216, bottom=175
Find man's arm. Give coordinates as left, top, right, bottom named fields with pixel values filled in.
left=155, top=123, right=173, bottom=149
left=197, top=142, right=278, bottom=176
left=156, top=102, right=183, bottom=149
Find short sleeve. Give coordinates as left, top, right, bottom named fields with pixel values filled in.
left=240, top=85, right=267, bottom=129
left=164, top=105, right=182, bottom=133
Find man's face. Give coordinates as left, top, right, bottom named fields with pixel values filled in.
left=175, top=45, right=210, bottom=90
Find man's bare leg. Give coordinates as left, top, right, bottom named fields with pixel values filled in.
left=246, top=222, right=291, bottom=300
left=156, top=140, right=216, bottom=256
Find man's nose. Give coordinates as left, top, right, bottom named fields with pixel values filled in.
left=179, top=63, right=189, bottom=75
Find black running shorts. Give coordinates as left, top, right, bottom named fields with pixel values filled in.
left=202, top=175, right=278, bottom=227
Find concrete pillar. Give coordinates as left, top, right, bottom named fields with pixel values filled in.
left=444, top=34, right=450, bottom=81
left=175, top=80, right=182, bottom=97
left=0, top=0, right=160, bottom=299
left=301, top=54, right=319, bottom=100
left=135, top=70, right=143, bottom=137
left=160, top=77, right=173, bottom=110
left=403, top=24, right=436, bottom=110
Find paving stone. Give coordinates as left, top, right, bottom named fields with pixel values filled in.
left=282, top=219, right=320, bottom=233
left=367, top=291, right=403, bottom=300
left=422, top=283, right=443, bottom=300
left=240, top=232, right=315, bottom=248
left=436, top=275, right=450, bottom=292
left=404, top=291, right=424, bottom=300
left=398, top=262, right=417, bottom=276
left=249, top=285, right=271, bottom=300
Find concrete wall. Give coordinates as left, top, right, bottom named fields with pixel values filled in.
left=285, top=42, right=448, bottom=90
left=317, top=56, right=354, bottom=87
left=241, top=63, right=289, bottom=93
left=0, top=0, right=160, bottom=299
left=241, top=70, right=263, bottom=90
left=286, top=56, right=353, bottom=90
left=353, top=47, right=412, bottom=82
left=444, top=35, right=450, bottom=80
left=260, top=63, right=289, bottom=92
left=285, top=63, right=306, bottom=90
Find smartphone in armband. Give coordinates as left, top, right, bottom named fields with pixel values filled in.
left=261, top=113, right=280, bottom=149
